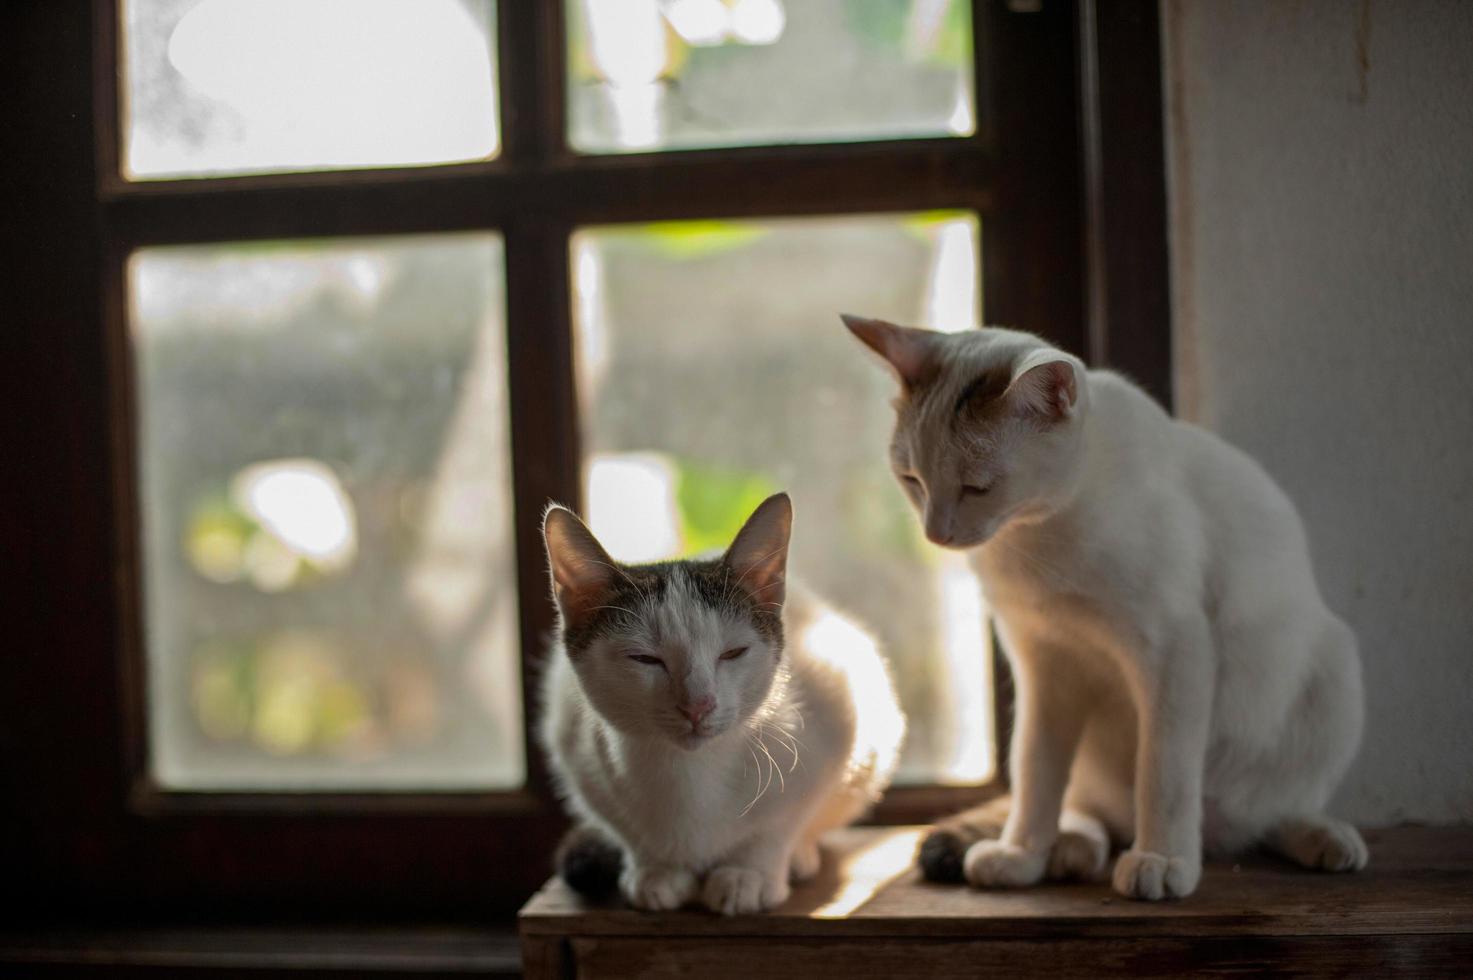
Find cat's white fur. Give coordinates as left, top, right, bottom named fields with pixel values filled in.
left=540, top=494, right=905, bottom=914
left=844, top=316, right=1366, bottom=901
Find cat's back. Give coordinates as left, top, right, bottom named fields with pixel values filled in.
left=1086, top=369, right=1337, bottom=636
left=1084, top=370, right=1310, bottom=552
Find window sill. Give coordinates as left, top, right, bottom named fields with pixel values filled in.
left=0, top=925, right=522, bottom=977
left=520, top=825, right=1473, bottom=978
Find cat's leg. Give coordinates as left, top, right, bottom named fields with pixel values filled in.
left=788, top=839, right=822, bottom=884
left=619, top=861, right=700, bottom=911
left=1266, top=815, right=1369, bottom=872
left=1250, top=625, right=1367, bottom=874
left=1112, top=618, right=1213, bottom=901
left=1047, top=808, right=1112, bottom=882
left=965, top=647, right=1087, bottom=889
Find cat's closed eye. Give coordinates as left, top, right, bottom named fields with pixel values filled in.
left=962, top=483, right=993, bottom=498
left=720, top=646, right=749, bottom=662
left=899, top=473, right=923, bottom=491
left=627, top=653, right=666, bottom=670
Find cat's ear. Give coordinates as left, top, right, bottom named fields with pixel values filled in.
left=1006, top=350, right=1083, bottom=423
left=543, top=504, right=622, bottom=629
left=724, top=492, right=792, bottom=609
left=840, top=314, right=939, bottom=390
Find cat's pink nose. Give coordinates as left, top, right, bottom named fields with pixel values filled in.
left=680, top=696, right=716, bottom=726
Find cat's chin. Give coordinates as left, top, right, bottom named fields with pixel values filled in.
left=674, top=729, right=720, bottom=750
left=936, top=530, right=994, bottom=550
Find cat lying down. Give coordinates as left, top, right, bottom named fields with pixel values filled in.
left=539, top=493, right=905, bottom=914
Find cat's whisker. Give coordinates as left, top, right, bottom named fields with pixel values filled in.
left=754, top=732, right=784, bottom=796
left=739, top=739, right=766, bottom=816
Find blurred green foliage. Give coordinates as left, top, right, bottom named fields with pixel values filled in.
left=634, top=220, right=768, bottom=260
left=675, top=459, right=780, bottom=555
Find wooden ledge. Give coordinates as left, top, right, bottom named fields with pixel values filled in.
left=519, top=825, right=1473, bottom=978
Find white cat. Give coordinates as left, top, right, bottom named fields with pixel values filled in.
left=843, top=315, right=1367, bottom=901
left=539, top=492, right=905, bottom=914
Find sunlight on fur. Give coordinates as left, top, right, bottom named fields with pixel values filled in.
left=801, top=611, right=907, bottom=790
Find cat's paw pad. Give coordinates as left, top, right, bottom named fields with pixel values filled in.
left=1111, top=848, right=1200, bottom=901
left=1300, top=821, right=1370, bottom=872
left=1047, top=830, right=1109, bottom=881
left=963, top=840, right=1047, bottom=889
left=917, top=828, right=969, bottom=884
left=703, top=865, right=788, bottom=916
left=620, top=865, right=697, bottom=911
left=789, top=842, right=822, bottom=883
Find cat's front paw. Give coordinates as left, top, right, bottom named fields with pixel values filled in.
left=620, top=864, right=698, bottom=911
left=1111, top=848, right=1200, bottom=901
left=703, top=865, right=789, bottom=915
left=963, top=840, right=1048, bottom=889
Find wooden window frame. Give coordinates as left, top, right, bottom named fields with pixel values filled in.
left=1, top=0, right=1169, bottom=924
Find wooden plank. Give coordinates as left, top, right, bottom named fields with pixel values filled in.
left=518, top=934, right=569, bottom=980
left=0, top=926, right=522, bottom=976
left=520, top=825, right=1473, bottom=941
left=568, top=934, right=1473, bottom=979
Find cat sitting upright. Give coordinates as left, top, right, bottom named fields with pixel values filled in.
left=540, top=492, right=905, bottom=914
left=843, top=315, right=1367, bottom=901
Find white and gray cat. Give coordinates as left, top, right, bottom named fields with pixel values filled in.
left=540, top=493, right=905, bottom=914
left=843, top=315, right=1367, bottom=901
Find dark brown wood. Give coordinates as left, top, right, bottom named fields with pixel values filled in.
left=0, top=0, right=126, bottom=916
left=519, top=933, right=565, bottom=980
left=497, top=0, right=568, bottom=164
left=974, top=0, right=1085, bottom=356
left=521, top=825, right=1473, bottom=978
left=0, top=925, right=522, bottom=977
left=1078, top=0, right=1174, bottom=408
left=100, top=140, right=995, bottom=246
left=503, top=212, right=581, bottom=802
left=91, top=0, right=122, bottom=194
left=867, top=785, right=1005, bottom=828
left=564, top=934, right=1473, bottom=979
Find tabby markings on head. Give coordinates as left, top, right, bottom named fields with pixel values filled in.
left=561, top=559, right=784, bottom=657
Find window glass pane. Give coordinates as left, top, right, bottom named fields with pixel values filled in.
left=130, top=234, right=523, bottom=791
left=573, top=212, right=992, bottom=784
left=121, top=0, right=499, bottom=180
left=566, top=0, right=975, bottom=153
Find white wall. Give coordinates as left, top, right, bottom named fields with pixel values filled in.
left=1162, top=0, right=1473, bottom=825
